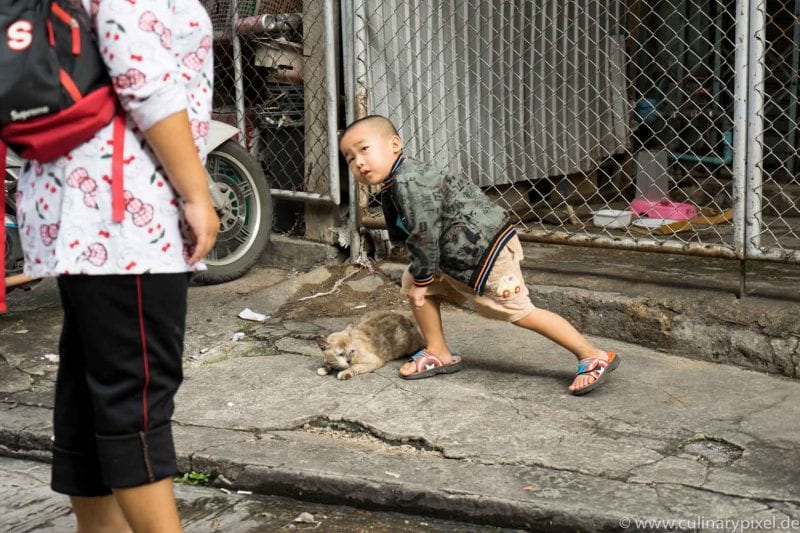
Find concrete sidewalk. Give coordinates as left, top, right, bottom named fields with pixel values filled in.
left=1, top=250, right=799, bottom=531
left=173, top=309, right=800, bottom=531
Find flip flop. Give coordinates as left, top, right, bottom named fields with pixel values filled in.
left=401, top=350, right=463, bottom=380
left=571, top=352, right=620, bottom=396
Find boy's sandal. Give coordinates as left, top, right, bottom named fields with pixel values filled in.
left=401, top=349, right=463, bottom=380
left=571, top=352, right=620, bottom=396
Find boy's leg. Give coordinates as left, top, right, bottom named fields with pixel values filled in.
left=399, top=295, right=456, bottom=376
left=399, top=269, right=459, bottom=376
left=512, top=309, right=612, bottom=393
left=477, top=236, right=614, bottom=393
left=512, top=309, right=597, bottom=357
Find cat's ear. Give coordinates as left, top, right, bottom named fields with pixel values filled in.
left=345, top=323, right=355, bottom=333
left=314, top=336, right=329, bottom=350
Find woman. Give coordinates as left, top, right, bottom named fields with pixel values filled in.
left=15, top=1, right=218, bottom=530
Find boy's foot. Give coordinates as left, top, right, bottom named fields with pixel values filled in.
left=400, top=349, right=463, bottom=379
left=569, top=352, right=620, bottom=395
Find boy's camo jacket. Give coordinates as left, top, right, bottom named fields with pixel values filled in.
left=380, top=157, right=515, bottom=294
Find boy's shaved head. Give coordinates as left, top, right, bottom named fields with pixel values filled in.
left=341, top=115, right=399, bottom=140
left=339, top=114, right=404, bottom=186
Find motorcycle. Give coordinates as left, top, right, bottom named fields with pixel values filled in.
left=4, top=120, right=272, bottom=290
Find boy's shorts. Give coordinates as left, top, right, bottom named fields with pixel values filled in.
left=52, top=273, right=188, bottom=496
left=401, top=235, right=536, bottom=322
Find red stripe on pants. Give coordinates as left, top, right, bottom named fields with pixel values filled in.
left=136, top=275, right=150, bottom=429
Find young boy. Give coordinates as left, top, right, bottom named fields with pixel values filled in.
left=339, top=115, right=620, bottom=395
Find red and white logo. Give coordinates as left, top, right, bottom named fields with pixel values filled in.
left=7, top=20, right=33, bottom=51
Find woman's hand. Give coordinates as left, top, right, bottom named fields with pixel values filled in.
left=183, top=198, right=219, bottom=265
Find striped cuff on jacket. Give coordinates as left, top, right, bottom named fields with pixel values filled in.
left=412, top=274, right=435, bottom=287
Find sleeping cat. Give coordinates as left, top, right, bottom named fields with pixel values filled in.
left=315, top=311, right=425, bottom=380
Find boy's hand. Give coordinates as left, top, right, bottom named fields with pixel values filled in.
left=408, top=285, right=428, bottom=308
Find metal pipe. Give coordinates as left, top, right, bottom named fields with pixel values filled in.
left=231, top=3, right=247, bottom=149
left=738, top=259, right=746, bottom=299
left=669, top=130, right=733, bottom=165
left=365, top=214, right=800, bottom=263
left=516, top=230, right=739, bottom=259
left=732, top=0, right=750, bottom=260
left=359, top=216, right=386, bottom=229
left=342, top=0, right=361, bottom=263
left=741, top=245, right=800, bottom=263
left=270, top=190, right=339, bottom=203
left=342, top=0, right=355, bottom=134
left=746, top=0, right=766, bottom=254
left=324, top=0, right=341, bottom=206
left=712, top=0, right=722, bottom=104
left=351, top=0, right=370, bottom=263
left=787, top=0, right=800, bottom=174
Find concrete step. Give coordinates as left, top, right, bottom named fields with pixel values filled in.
left=518, top=242, right=800, bottom=379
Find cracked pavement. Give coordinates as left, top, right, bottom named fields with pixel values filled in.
left=1, top=258, right=800, bottom=531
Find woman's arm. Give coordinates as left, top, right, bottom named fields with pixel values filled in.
left=143, top=110, right=218, bottom=264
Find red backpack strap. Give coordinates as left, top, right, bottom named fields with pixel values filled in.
left=1, top=140, right=7, bottom=313
left=111, top=106, right=125, bottom=223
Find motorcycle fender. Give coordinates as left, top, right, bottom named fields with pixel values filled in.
left=207, top=120, right=241, bottom=152
left=5, top=150, right=23, bottom=168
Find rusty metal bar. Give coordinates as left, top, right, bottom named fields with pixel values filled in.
left=360, top=214, right=739, bottom=260
left=516, top=231, right=739, bottom=259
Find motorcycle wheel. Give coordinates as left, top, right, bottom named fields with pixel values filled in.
left=4, top=224, right=23, bottom=275
left=194, top=140, right=272, bottom=284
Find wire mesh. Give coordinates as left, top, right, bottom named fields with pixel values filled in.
left=748, top=0, right=800, bottom=262
left=203, top=0, right=335, bottom=197
left=347, top=0, right=762, bottom=259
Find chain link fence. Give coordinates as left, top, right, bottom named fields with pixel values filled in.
left=203, top=0, right=340, bottom=203
left=747, top=0, right=800, bottom=262
left=343, top=0, right=800, bottom=265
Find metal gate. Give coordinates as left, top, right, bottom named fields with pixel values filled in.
left=203, top=0, right=341, bottom=204
left=341, top=0, right=800, bottom=269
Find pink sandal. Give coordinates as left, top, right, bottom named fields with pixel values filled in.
left=402, top=350, right=463, bottom=380
left=571, top=352, right=620, bottom=395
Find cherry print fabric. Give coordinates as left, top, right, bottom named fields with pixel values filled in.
left=16, top=0, right=213, bottom=277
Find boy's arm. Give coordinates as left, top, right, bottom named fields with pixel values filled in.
left=394, top=174, right=445, bottom=288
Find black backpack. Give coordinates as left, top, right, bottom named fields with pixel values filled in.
left=0, top=0, right=115, bottom=155
left=1, top=0, right=124, bottom=313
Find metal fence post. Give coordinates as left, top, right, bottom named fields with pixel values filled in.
left=732, top=0, right=750, bottom=262
left=341, top=0, right=363, bottom=263
left=322, top=0, right=340, bottom=206
left=733, top=0, right=754, bottom=296
left=746, top=0, right=766, bottom=256
left=231, top=1, right=247, bottom=148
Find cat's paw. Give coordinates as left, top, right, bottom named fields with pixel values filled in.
left=317, top=367, right=329, bottom=376
left=337, top=370, right=353, bottom=380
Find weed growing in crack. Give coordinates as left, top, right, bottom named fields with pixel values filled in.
left=174, top=470, right=212, bottom=486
